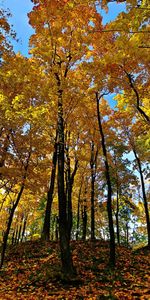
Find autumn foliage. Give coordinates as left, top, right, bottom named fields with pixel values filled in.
left=0, top=239, right=150, bottom=299
left=0, top=0, right=150, bottom=298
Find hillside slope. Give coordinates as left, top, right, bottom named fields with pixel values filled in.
left=0, top=240, right=150, bottom=299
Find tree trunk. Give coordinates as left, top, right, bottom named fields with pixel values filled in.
left=82, top=203, right=87, bottom=241
left=96, top=92, right=115, bottom=266
left=17, top=222, right=23, bottom=244
left=56, top=72, right=75, bottom=278
left=14, top=226, right=19, bottom=244
left=133, top=148, right=150, bottom=246
left=55, top=216, right=59, bottom=241
left=76, top=183, right=82, bottom=241
left=11, top=231, right=15, bottom=245
left=0, top=152, right=30, bottom=268
left=82, top=185, right=87, bottom=241
left=116, top=185, right=120, bottom=245
left=21, top=215, right=27, bottom=242
left=66, top=145, right=78, bottom=240
left=41, top=133, right=57, bottom=241
left=0, top=184, right=25, bottom=268
left=50, top=215, right=56, bottom=240
left=126, top=222, right=129, bottom=246
left=90, top=141, right=98, bottom=240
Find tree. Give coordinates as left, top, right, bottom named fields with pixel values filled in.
left=96, top=93, right=116, bottom=266
left=28, top=0, right=102, bottom=278
left=41, top=133, right=58, bottom=241
left=90, top=140, right=98, bottom=240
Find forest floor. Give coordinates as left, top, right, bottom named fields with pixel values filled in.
left=0, top=240, right=150, bottom=299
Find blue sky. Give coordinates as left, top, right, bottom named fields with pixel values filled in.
left=2, top=0, right=126, bottom=57
left=1, top=0, right=34, bottom=56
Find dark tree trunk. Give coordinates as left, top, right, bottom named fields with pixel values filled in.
left=17, top=222, right=23, bottom=244
left=133, top=148, right=150, bottom=246
left=55, top=216, right=59, bottom=241
left=0, top=184, right=25, bottom=268
left=82, top=204, right=87, bottom=241
left=21, top=216, right=27, bottom=242
left=11, top=230, right=15, bottom=245
left=96, top=92, right=115, bottom=266
left=76, top=183, right=82, bottom=241
left=126, top=222, right=129, bottom=246
left=56, top=72, right=75, bottom=278
left=90, top=141, right=98, bottom=240
left=50, top=215, right=56, bottom=240
left=41, top=133, right=58, bottom=241
left=16, top=215, right=24, bottom=244
left=66, top=147, right=72, bottom=241
left=66, top=144, right=78, bottom=240
left=14, top=226, right=19, bottom=244
left=90, top=141, right=95, bottom=240
left=0, top=151, right=30, bottom=268
left=116, top=185, right=120, bottom=245
left=82, top=185, right=87, bottom=241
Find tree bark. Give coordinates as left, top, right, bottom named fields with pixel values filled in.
left=133, top=148, right=150, bottom=246
left=0, top=184, right=25, bottom=268
left=14, top=226, right=19, bottom=244
left=126, top=222, right=129, bottom=246
left=41, top=133, right=58, bottom=241
left=21, top=215, right=28, bottom=242
left=66, top=145, right=78, bottom=240
left=96, top=92, right=116, bottom=266
left=0, top=152, right=30, bottom=268
left=76, top=182, right=82, bottom=240
left=17, top=222, right=23, bottom=244
left=116, top=184, right=120, bottom=245
left=11, top=230, right=15, bottom=245
left=82, top=185, right=87, bottom=241
left=90, top=141, right=98, bottom=240
left=82, top=203, right=87, bottom=241
left=56, top=72, right=75, bottom=278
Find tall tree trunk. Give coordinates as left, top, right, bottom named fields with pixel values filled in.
left=14, top=226, right=19, bottom=244
left=41, top=133, right=58, bottom=241
left=90, top=140, right=95, bottom=240
left=116, top=184, right=120, bottom=245
left=0, top=151, right=30, bottom=268
left=21, top=215, right=28, bottom=242
left=90, top=141, right=98, bottom=240
left=50, top=215, right=55, bottom=240
left=17, top=221, right=23, bottom=244
left=82, top=185, right=87, bottom=241
left=55, top=216, right=59, bottom=241
left=66, top=146, right=72, bottom=241
left=12, top=230, right=15, bottom=245
left=0, top=184, right=25, bottom=268
left=133, top=148, right=150, bottom=246
left=82, top=203, right=87, bottom=241
left=66, top=145, right=78, bottom=240
left=56, top=73, right=75, bottom=278
left=96, top=92, right=115, bottom=266
left=76, top=182, right=82, bottom=241
left=126, top=222, right=129, bottom=246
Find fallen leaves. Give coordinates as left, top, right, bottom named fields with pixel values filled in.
left=0, top=240, right=150, bottom=299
